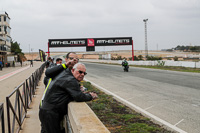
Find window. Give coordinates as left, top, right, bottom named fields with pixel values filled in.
left=4, top=26, right=7, bottom=34
left=0, top=26, right=1, bottom=32
left=0, top=16, right=1, bottom=22
left=4, top=16, right=6, bottom=21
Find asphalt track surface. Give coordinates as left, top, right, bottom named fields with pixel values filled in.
left=83, top=62, right=200, bottom=133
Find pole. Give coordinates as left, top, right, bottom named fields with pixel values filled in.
left=132, top=40, right=134, bottom=61
left=48, top=42, right=50, bottom=57
left=143, top=19, right=148, bottom=58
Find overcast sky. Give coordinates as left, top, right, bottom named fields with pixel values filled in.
left=1, top=0, right=200, bottom=52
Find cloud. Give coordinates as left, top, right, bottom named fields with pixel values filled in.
left=1, top=0, right=200, bottom=52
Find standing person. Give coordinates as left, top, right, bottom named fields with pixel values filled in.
left=49, top=58, right=62, bottom=68
left=39, top=63, right=97, bottom=133
left=12, top=60, right=15, bottom=67
left=55, top=58, right=62, bottom=65
left=20, top=60, right=22, bottom=67
left=0, top=60, right=3, bottom=71
left=30, top=60, right=33, bottom=67
left=45, top=57, right=52, bottom=68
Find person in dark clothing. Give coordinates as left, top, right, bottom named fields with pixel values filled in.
left=30, top=60, right=33, bottom=67
left=55, top=58, right=62, bottom=65
left=12, top=61, right=15, bottom=67
left=20, top=60, right=22, bottom=67
left=39, top=63, right=97, bottom=133
left=43, top=52, right=79, bottom=87
left=49, top=58, right=62, bottom=68
left=45, top=57, right=51, bottom=68
left=43, top=58, right=63, bottom=87
left=0, top=60, right=3, bottom=71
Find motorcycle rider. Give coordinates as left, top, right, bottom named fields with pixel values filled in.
left=122, top=58, right=129, bottom=72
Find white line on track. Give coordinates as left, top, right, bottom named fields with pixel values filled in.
left=85, top=78, right=187, bottom=133
left=126, top=97, right=134, bottom=101
left=174, top=119, right=184, bottom=127
left=144, top=105, right=155, bottom=111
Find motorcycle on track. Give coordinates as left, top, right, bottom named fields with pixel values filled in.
left=121, top=59, right=129, bottom=72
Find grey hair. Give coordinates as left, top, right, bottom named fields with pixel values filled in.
left=73, top=63, right=86, bottom=70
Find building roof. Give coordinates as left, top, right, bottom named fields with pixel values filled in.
left=0, top=11, right=10, bottom=19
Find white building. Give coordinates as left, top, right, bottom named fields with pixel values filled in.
left=0, top=11, right=12, bottom=65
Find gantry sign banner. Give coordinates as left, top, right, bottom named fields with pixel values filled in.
left=48, top=37, right=132, bottom=48
left=48, top=37, right=133, bottom=59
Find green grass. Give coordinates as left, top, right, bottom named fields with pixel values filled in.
left=84, top=81, right=174, bottom=133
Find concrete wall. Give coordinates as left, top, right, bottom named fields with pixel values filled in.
left=67, top=102, right=110, bottom=133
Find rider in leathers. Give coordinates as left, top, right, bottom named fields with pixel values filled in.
left=122, top=59, right=129, bottom=71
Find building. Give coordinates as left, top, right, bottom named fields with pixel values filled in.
left=0, top=11, right=12, bottom=65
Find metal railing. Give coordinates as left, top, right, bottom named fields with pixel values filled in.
left=0, top=103, right=5, bottom=133
left=6, top=63, right=45, bottom=133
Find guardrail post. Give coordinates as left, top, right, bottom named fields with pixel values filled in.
left=6, top=97, right=11, bottom=133
left=0, top=103, right=5, bottom=133
left=17, top=90, right=22, bottom=128
left=23, top=82, right=27, bottom=110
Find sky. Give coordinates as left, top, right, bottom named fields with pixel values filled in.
left=1, top=0, right=200, bottom=53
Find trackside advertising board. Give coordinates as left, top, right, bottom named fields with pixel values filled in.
left=48, top=37, right=132, bottom=48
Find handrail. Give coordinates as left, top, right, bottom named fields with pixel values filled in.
left=6, top=63, right=45, bottom=133
left=0, top=103, right=5, bottom=133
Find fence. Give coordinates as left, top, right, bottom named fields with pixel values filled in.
left=6, top=63, right=45, bottom=133
left=0, top=103, right=5, bottom=133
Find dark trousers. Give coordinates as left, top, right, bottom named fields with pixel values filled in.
left=39, top=108, right=65, bottom=133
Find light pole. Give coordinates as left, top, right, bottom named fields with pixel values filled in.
left=143, top=19, right=148, bottom=58
left=31, top=48, right=33, bottom=60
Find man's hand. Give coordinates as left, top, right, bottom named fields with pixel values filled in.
left=65, top=58, right=79, bottom=68
left=89, top=92, right=98, bottom=100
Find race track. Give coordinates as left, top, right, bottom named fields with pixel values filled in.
left=83, top=62, right=200, bottom=133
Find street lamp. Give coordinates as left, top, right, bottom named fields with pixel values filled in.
left=143, top=19, right=148, bottom=58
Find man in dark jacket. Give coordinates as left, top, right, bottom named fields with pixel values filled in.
left=43, top=52, right=79, bottom=87
left=39, top=63, right=97, bottom=133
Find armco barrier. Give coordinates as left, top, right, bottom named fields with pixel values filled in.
left=6, top=63, right=45, bottom=133
left=0, top=103, right=5, bottom=133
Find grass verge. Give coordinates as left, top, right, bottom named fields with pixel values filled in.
left=84, top=81, right=174, bottom=133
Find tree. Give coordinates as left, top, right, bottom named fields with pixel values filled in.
left=138, top=55, right=143, bottom=60
left=11, top=41, right=26, bottom=61
left=11, top=41, right=22, bottom=54
left=173, top=56, right=178, bottom=61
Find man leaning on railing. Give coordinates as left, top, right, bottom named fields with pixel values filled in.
left=39, top=63, right=98, bottom=133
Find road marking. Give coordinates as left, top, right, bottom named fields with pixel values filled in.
left=0, top=66, right=30, bottom=81
left=192, top=104, right=199, bottom=107
left=174, top=119, right=184, bottom=126
left=144, top=105, right=155, bottom=111
left=126, top=97, right=134, bottom=101
left=85, top=78, right=187, bottom=133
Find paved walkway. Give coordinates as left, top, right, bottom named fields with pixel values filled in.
left=20, top=73, right=45, bottom=133
left=0, top=61, right=45, bottom=133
